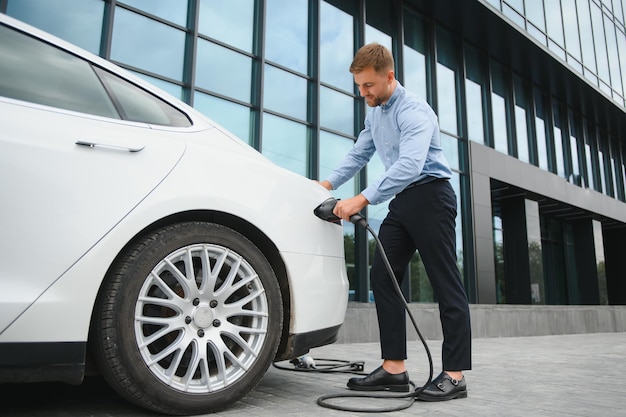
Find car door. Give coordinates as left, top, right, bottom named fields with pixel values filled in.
left=0, top=20, right=188, bottom=333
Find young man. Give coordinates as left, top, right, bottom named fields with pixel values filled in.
left=318, top=43, right=472, bottom=401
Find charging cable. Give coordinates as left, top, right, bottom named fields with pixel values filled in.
left=277, top=198, right=435, bottom=413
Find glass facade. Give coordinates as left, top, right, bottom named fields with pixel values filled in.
left=3, top=0, right=625, bottom=306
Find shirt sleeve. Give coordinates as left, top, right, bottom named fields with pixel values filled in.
left=326, top=115, right=376, bottom=190
left=361, top=101, right=436, bottom=205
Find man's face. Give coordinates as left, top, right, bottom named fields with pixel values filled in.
left=353, top=66, right=394, bottom=107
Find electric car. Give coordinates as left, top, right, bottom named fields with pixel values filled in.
left=0, top=14, right=348, bottom=415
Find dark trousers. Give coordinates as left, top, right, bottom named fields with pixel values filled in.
left=371, top=179, right=472, bottom=371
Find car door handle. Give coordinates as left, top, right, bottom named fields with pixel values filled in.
left=76, top=140, right=145, bottom=152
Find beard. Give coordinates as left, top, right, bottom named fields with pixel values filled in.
left=365, top=95, right=384, bottom=107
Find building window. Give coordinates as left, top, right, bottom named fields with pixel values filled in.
left=465, top=45, right=487, bottom=145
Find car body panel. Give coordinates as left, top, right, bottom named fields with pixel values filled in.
left=0, top=99, right=187, bottom=333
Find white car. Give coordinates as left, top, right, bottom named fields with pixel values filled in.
left=0, top=14, right=348, bottom=415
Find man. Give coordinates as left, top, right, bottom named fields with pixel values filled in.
left=318, top=43, right=472, bottom=401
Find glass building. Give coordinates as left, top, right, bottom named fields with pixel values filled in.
left=3, top=0, right=625, bottom=308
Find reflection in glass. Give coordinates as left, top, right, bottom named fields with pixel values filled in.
left=465, top=45, right=486, bottom=144
left=403, top=11, right=427, bottom=99
left=131, top=71, right=183, bottom=100
left=514, top=77, right=529, bottom=163
left=441, top=133, right=459, bottom=171
left=604, top=14, right=623, bottom=97
left=436, top=63, right=458, bottom=135
left=111, top=7, right=185, bottom=81
left=196, top=39, right=252, bottom=102
left=436, top=28, right=458, bottom=135
left=320, top=87, right=354, bottom=135
left=491, top=61, right=509, bottom=154
left=7, top=0, right=104, bottom=54
left=466, top=80, right=485, bottom=144
left=320, top=1, right=354, bottom=92
left=265, top=0, right=308, bottom=73
left=194, top=92, right=251, bottom=145
left=403, top=46, right=427, bottom=99
left=198, top=0, right=254, bottom=52
left=120, top=0, right=187, bottom=26
left=576, top=0, right=597, bottom=73
left=590, top=3, right=610, bottom=82
left=535, top=90, right=549, bottom=170
left=526, top=0, right=546, bottom=31
left=568, top=112, right=582, bottom=185
left=562, top=0, right=581, bottom=61
left=553, top=102, right=565, bottom=178
left=262, top=113, right=307, bottom=176
left=493, top=214, right=505, bottom=304
left=264, top=65, right=307, bottom=121
left=366, top=25, right=392, bottom=50
left=545, top=0, right=565, bottom=48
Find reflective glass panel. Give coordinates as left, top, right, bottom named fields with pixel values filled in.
left=584, top=121, right=597, bottom=190
left=265, top=0, right=308, bottom=73
left=261, top=113, right=307, bottom=176
left=198, top=0, right=254, bottom=52
left=568, top=111, right=582, bottom=185
left=441, top=132, right=459, bottom=170
left=320, top=87, right=354, bottom=135
left=465, top=46, right=486, bottom=144
left=437, top=63, right=458, bottom=135
left=196, top=39, right=252, bottom=102
left=591, top=4, right=610, bottom=82
left=562, top=0, right=582, bottom=60
left=263, top=65, right=307, bottom=121
left=545, top=0, right=565, bottom=47
left=130, top=71, right=183, bottom=100
left=526, top=0, right=546, bottom=31
left=7, top=0, right=104, bottom=54
left=366, top=25, right=392, bottom=50
left=403, top=11, right=427, bottom=98
left=436, top=28, right=459, bottom=135
left=576, top=0, right=597, bottom=73
left=194, top=92, right=252, bottom=144
left=111, top=7, right=185, bottom=81
left=514, top=77, right=530, bottom=163
left=604, top=15, right=623, bottom=96
left=553, top=102, right=566, bottom=178
left=491, top=62, right=509, bottom=154
left=320, top=1, right=354, bottom=92
left=535, top=90, right=549, bottom=170
left=120, top=0, right=187, bottom=26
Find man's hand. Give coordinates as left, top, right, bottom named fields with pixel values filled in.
left=334, top=194, right=369, bottom=222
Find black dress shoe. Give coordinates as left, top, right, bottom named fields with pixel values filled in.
left=347, top=366, right=410, bottom=392
left=417, top=372, right=467, bottom=401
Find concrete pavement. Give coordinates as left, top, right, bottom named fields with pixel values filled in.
left=3, top=332, right=626, bottom=416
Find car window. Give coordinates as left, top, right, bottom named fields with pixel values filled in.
left=94, top=67, right=191, bottom=127
left=0, top=22, right=191, bottom=127
left=0, top=23, right=119, bottom=118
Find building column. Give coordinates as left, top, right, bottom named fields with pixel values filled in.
left=603, top=224, right=626, bottom=305
left=572, top=219, right=607, bottom=305
left=501, top=197, right=543, bottom=304
left=470, top=172, right=497, bottom=303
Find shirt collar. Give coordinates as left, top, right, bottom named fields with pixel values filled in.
left=380, top=81, right=402, bottom=111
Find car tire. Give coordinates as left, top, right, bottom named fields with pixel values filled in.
left=91, top=221, right=283, bottom=415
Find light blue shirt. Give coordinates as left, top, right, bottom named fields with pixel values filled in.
left=327, top=81, right=452, bottom=205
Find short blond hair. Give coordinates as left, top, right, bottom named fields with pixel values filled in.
left=349, top=43, right=394, bottom=75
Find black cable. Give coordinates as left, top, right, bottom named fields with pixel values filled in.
left=275, top=212, right=434, bottom=413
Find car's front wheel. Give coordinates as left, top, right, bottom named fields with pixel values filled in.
left=92, top=221, right=283, bottom=415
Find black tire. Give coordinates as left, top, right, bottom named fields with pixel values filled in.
left=91, top=221, right=283, bottom=415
